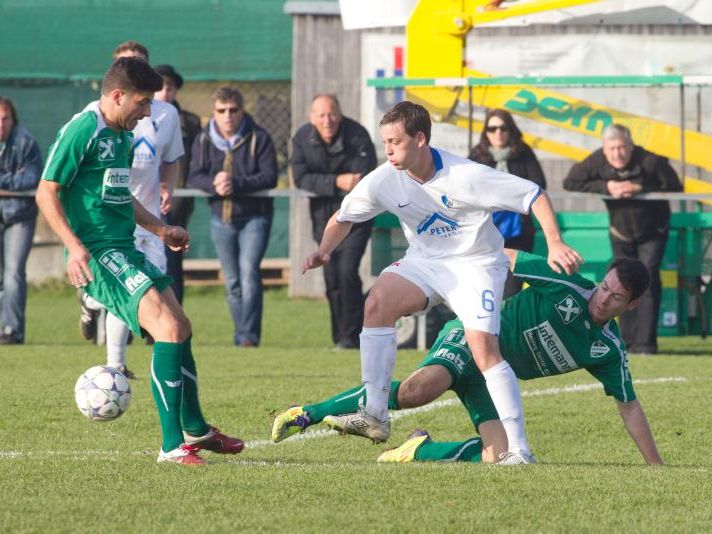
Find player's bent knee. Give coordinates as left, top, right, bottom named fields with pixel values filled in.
left=466, top=330, right=504, bottom=371
left=364, top=289, right=393, bottom=323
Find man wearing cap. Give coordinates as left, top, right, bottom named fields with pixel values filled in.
left=154, top=64, right=202, bottom=304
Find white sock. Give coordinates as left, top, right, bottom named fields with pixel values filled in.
left=482, top=360, right=530, bottom=455
left=359, top=326, right=397, bottom=421
left=106, top=312, right=130, bottom=368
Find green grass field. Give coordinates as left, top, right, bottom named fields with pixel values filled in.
left=2, top=286, right=711, bottom=533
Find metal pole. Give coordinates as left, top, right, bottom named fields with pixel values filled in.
left=468, top=84, right=473, bottom=152
left=680, top=82, right=686, bottom=189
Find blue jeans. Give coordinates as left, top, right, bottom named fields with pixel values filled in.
left=0, top=217, right=36, bottom=342
left=211, top=215, right=272, bottom=346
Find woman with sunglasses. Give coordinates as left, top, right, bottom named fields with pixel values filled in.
left=469, top=109, right=547, bottom=296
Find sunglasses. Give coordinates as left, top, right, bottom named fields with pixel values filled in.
left=486, top=125, right=510, bottom=133
left=215, top=107, right=240, bottom=114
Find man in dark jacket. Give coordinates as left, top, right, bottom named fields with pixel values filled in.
left=291, top=94, right=377, bottom=349
left=154, top=64, right=202, bottom=304
left=563, top=123, right=682, bottom=354
left=0, top=97, right=42, bottom=344
left=188, top=87, right=278, bottom=347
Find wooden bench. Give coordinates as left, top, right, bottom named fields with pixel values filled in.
left=183, top=258, right=289, bottom=287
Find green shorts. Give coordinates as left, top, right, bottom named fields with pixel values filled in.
left=416, top=320, right=499, bottom=430
left=84, top=247, right=172, bottom=336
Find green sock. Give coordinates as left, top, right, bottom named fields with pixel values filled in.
left=304, top=381, right=401, bottom=423
left=179, top=336, right=210, bottom=437
left=414, top=438, right=483, bottom=463
left=151, top=342, right=185, bottom=452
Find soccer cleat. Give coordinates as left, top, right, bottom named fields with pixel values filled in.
left=377, top=429, right=430, bottom=463
left=271, top=406, right=311, bottom=443
left=184, top=426, right=245, bottom=454
left=324, top=408, right=391, bottom=444
left=497, top=451, right=537, bottom=465
left=116, top=365, right=136, bottom=380
left=78, top=291, right=98, bottom=342
left=157, top=444, right=206, bottom=465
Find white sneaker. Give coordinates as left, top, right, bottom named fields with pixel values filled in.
left=497, top=451, right=537, bottom=465
left=324, top=408, right=391, bottom=443
left=157, top=444, right=206, bottom=465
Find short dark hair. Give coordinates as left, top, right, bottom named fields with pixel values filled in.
left=214, top=86, right=244, bottom=109
left=608, top=258, right=650, bottom=301
left=102, top=57, right=164, bottom=95
left=113, top=40, right=149, bottom=61
left=154, top=64, right=184, bottom=89
left=379, top=101, right=431, bottom=143
left=0, top=96, right=19, bottom=124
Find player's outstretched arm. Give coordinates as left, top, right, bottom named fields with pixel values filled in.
left=616, top=399, right=663, bottom=465
left=302, top=211, right=353, bottom=273
left=530, top=192, right=583, bottom=275
left=132, top=196, right=190, bottom=252
left=36, top=180, right=93, bottom=288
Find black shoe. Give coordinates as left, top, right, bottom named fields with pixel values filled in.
left=0, top=332, right=22, bottom=345
left=78, top=291, right=98, bottom=342
left=117, top=365, right=136, bottom=379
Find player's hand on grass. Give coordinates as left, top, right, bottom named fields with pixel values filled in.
left=547, top=241, right=583, bottom=275
left=67, top=244, right=94, bottom=288
left=302, top=251, right=331, bottom=274
left=162, top=225, right=191, bottom=252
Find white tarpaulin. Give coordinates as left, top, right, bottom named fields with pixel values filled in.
left=466, top=32, right=712, bottom=78
left=339, top=0, right=417, bottom=30
left=466, top=30, right=712, bottom=154
left=481, top=0, right=712, bottom=26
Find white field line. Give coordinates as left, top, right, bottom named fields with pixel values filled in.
left=0, top=376, right=687, bottom=459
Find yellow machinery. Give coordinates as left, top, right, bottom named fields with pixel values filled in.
left=404, top=0, right=712, bottom=185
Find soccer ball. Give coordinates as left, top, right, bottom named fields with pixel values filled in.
left=74, top=365, right=131, bottom=421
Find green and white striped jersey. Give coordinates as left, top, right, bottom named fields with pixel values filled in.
left=42, top=102, right=136, bottom=251
left=500, top=251, right=635, bottom=402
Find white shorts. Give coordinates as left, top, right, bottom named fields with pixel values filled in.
left=134, top=231, right=167, bottom=274
left=382, top=256, right=508, bottom=334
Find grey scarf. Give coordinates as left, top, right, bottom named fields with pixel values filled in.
left=488, top=146, right=511, bottom=173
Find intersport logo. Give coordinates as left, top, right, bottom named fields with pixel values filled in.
left=524, top=320, right=578, bottom=374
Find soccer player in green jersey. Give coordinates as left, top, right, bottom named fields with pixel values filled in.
left=273, top=249, right=662, bottom=465
left=37, top=57, right=244, bottom=465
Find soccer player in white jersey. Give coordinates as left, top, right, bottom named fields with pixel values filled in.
left=303, top=101, right=583, bottom=463
left=80, top=41, right=184, bottom=378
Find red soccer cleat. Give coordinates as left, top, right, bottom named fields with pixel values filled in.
left=157, top=444, right=207, bottom=465
left=184, top=427, right=245, bottom=454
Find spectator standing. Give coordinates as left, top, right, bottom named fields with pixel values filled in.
left=292, top=94, right=377, bottom=349
left=188, top=87, right=278, bottom=347
left=469, top=109, right=546, bottom=297
left=563, top=123, right=682, bottom=354
left=153, top=64, right=202, bottom=304
left=0, top=97, right=42, bottom=344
